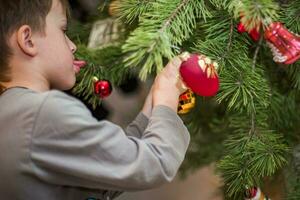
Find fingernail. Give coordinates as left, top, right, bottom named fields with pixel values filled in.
left=173, top=57, right=182, bottom=66
left=179, top=52, right=190, bottom=61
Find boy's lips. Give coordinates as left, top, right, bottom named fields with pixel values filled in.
left=73, top=60, right=87, bottom=73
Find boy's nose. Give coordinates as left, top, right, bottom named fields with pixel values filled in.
left=67, top=36, right=77, bottom=53
left=71, top=43, right=77, bottom=54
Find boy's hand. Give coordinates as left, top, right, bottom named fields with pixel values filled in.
left=152, top=55, right=187, bottom=112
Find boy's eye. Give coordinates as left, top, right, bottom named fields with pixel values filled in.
left=62, top=25, right=68, bottom=33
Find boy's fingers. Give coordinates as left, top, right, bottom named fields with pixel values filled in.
left=171, top=56, right=182, bottom=69
left=165, top=56, right=182, bottom=71
left=168, top=52, right=190, bottom=70
left=178, top=51, right=191, bottom=62
left=162, top=52, right=191, bottom=80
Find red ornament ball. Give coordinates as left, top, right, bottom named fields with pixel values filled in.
left=237, top=22, right=246, bottom=33
left=179, top=54, right=219, bottom=97
left=93, top=78, right=113, bottom=98
left=244, top=187, right=258, bottom=199
left=249, top=28, right=260, bottom=41
left=237, top=22, right=261, bottom=41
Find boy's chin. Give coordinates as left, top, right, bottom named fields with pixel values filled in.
left=63, top=82, right=76, bottom=91
left=62, top=84, right=75, bottom=91
left=53, top=79, right=76, bottom=91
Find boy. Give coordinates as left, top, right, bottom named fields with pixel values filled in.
left=0, top=0, right=190, bottom=199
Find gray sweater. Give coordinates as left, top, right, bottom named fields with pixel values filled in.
left=0, top=87, right=190, bottom=200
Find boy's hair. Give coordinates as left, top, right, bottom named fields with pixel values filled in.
left=0, top=0, right=70, bottom=92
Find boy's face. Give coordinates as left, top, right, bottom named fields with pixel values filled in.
left=35, top=0, right=77, bottom=90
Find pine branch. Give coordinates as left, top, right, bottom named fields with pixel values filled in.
left=288, top=62, right=300, bottom=90
left=229, top=0, right=279, bottom=30
left=286, top=145, right=300, bottom=200
left=280, top=0, right=300, bottom=33
left=73, top=44, right=129, bottom=108
left=252, top=35, right=264, bottom=70
left=218, top=129, right=289, bottom=199
left=193, top=2, right=289, bottom=199
left=209, top=0, right=233, bottom=9
left=117, top=0, right=155, bottom=24
left=194, top=10, right=270, bottom=113
left=122, top=0, right=211, bottom=80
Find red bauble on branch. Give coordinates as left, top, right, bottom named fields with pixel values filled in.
left=249, top=28, right=260, bottom=42
left=93, top=77, right=113, bottom=98
left=265, top=22, right=300, bottom=64
left=237, top=22, right=261, bottom=42
left=179, top=54, right=220, bottom=97
left=237, top=22, right=247, bottom=33
left=244, top=187, right=270, bottom=200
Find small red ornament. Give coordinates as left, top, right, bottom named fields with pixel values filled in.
left=237, top=22, right=261, bottom=41
left=265, top=22, right=300, bottom=64
left=179, top=54, right=219, bottom=97
left=93, top=77, right=112, bottom=98
left=249, top=28, right=260, bottom=41
left=244, top=187, right=270, bottom=200
left=237, top=22, right=246, bottom=33
left=245, top=187, right=258, bottom=199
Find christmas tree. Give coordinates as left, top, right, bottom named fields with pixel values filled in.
left=69, top=0, right=300, bottom=199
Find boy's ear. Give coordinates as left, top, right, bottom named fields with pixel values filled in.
left=16, top=25, right=38, bottom=57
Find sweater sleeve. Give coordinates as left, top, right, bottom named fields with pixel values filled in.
left=30, top=90, right=190, bottom=191
left=125, top=112, right=149, bottom=138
